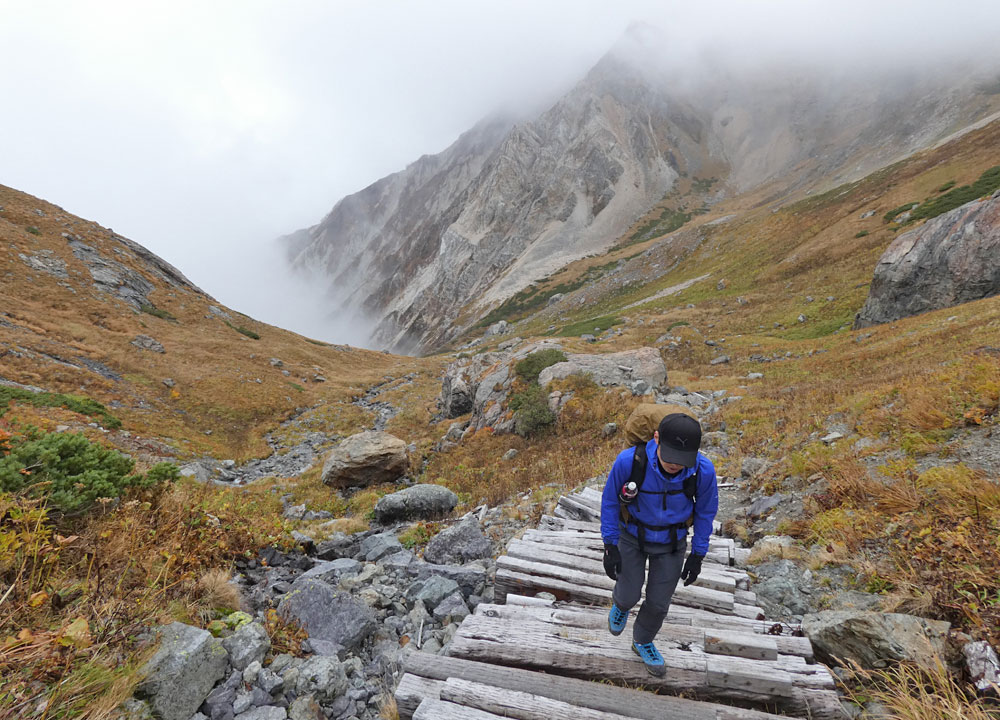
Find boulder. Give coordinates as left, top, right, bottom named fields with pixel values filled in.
left=407, top=576, right=462, bottom=611
left=359, top=532, right=404, bottom=561
left=855, top=194, right=1000, bottom=328
left=801, top=611, right=951, bottom=669
left=423, top=517, right=492, bottom=565
left=373, top=484, right=458, bottom=524
left=221, top=621, right=270, bottom=671
left=294, top=656, right=348, bottom=703
left=277, top=579, right=376, bottom=656
left=440, top=375, right=473, bottom=418
left=137, top=623, right=229, bottom=720
left=321, top=431, right=408, bottom=488
left=537, top=347, right=666, bottom=391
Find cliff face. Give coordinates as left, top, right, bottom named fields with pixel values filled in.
left=283, top=33, right=999, bottom=354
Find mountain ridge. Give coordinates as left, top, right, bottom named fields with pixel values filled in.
left=283, top=31, right=1000, bottom=354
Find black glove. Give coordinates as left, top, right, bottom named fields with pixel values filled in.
left=681, top=553, right=704, bottom=586
left=603, top=543, right=621, bottom=580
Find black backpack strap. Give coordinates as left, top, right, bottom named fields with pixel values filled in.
left=629, top=443, right=647, bottom=490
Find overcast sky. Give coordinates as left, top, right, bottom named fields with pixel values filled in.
left=2, top=1, right=999, bottom=346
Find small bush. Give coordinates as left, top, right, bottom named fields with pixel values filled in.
left=225, top=320, right=260, bottom=340
left=883, top=202, right=919, bottom=224
left=140, top=303, right=176, bottom=321
left=0, top=386, right=121, bottom=429
left=514, top=349, right=567, bottom=383
left=509, top=385, right=556, bottom=437
left=0, top=429, right=179, bottom=513
left=936, top=180, right=956, bottom=193
left=26, top=226, right=41, bottom=235
left=854, top=230, right=869, bottom=238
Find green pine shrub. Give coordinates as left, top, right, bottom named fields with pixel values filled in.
left=0, top=430, right=179, bottom=513
left=508, top=385, right=556, bottom=437
left=0, top=386, right=121, bottom=429
left=514, top=349, right=567, bottom=383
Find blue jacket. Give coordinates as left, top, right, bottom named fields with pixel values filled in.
left=600, top=440, right=719, bottom=556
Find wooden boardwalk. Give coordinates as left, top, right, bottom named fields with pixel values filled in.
left=396, top=487, right=844, bottom=719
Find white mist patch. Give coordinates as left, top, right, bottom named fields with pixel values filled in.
left=208, top=236, right=375, bottom=349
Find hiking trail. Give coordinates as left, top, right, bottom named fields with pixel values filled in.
left=395, top=485, right=842, bottom=719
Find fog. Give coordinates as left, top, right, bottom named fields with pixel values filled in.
left=2, top=0, right=999, bottom=346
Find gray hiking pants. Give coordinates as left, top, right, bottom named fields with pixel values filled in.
left=612, top=532, right=686, bottom=644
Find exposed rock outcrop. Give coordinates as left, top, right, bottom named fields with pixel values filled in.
left=855, top=193, right=1000, bottom=328
left=536, top=346, right=666, bottom=393
left=801, top=610, right=951, bottom=670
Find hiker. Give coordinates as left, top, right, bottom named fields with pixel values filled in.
left=600, top=411, right=719, bottom=677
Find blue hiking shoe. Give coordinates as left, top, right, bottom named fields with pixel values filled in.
left=632, top=640, right=666, bottom=677
left=608, top=604, right=628, bottom=636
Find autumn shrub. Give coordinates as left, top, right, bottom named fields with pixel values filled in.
left=0, top=429, right=179, bottom=513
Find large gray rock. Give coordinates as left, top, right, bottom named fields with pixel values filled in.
left=295, top=656, right=348, bottom=703
left=277, top=579, right=376, bottom=656
left=407, top=575, right=462, bottom=611
left=373, top=484, right=458, bottom=524
left=221, top=621, right=271, bottom=671
left=298, top=558, right=362, bottom=583
left=537, top=347, right=666, bottom=391
left=359, top=532, right=404, bottom=561
left=855, top=194, right=1000, bottom=328
left=439, top=374, right=473, bottom=418
left=408, top=560, right=487, bottom=597
left=423, top=517, right=493, bottom=565
left=801, top=611, right=951, bottom=669
left=321, top=431, right=408, bottom=489
left=137, top=623, right=229, bottom=720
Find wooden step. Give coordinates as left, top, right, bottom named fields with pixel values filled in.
left=398, top=651, right=803, bottom=720
left=446, top=614, right=841, bottom=718
left=472, top=602, right=813, bottom=660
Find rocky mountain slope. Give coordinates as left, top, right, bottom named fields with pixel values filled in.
left=283, top=27, right=1000, bottom=354
left=0, top=183, right=430, bottom=464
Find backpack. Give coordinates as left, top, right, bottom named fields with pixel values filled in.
left=618, top=441, right=698, bottom=553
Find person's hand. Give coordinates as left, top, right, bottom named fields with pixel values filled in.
left=681, top=553, right=704, bottom=586
left=603, top=543, right=621, bottom=580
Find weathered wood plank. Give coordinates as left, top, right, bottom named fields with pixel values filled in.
left=556, top=495, right=601, bottom=522
left=496, top=555, right=735, bottom=612
left=506, top=539, right=738, bottom=594
left=706, top=655, right=793, bottom=696
left=395, top=673, right=443, bottom=720
left=404, top=650, right=794, bottom=720
left=447, top=615, right=840, bottom=718
left=474, top=602, right=814, bottom=659
left=441, top=677, right=646, bottom=720
left=734, top=589, right=757, bottom=605
left=705, top=631, right=778, bottom=661
left=413, top=698, right=506, bottom=720
left=457, top=611, right=823, bottom=690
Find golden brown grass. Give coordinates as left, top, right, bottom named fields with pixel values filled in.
left=843, top=658, right=1000, bottom=720
left=425, top=378, right=634, bottom=508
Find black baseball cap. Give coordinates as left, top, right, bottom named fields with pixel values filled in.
left=657, top=413, right=702, bottom=467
